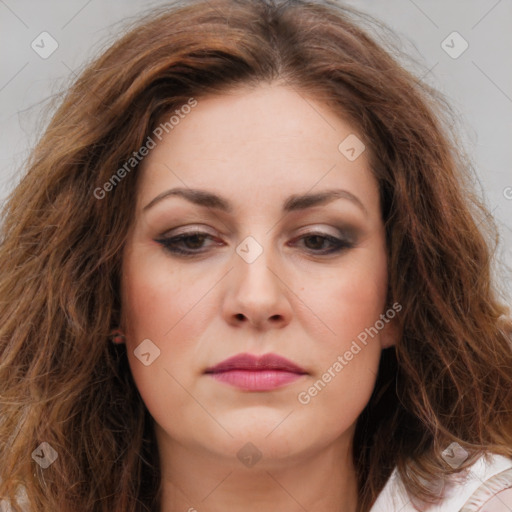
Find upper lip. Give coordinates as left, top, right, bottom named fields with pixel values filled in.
left=204, top=353, right=307, bottom=374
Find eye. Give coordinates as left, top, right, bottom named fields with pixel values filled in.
left=155, top=231, right=220, bottom=256
left=291, top=232, right=354, bottom=255
left=155, top=230, right=354, bottom=257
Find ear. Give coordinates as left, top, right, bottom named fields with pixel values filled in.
left=110, top=328, right=126, bottom=344
left=379, top=313, right=400, bottom=349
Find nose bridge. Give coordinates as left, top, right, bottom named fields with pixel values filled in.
left=225, top=230, right=291, bottom=327
left=234, top=232, right=278, bottom=293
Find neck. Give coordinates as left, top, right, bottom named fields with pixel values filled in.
left=156, top=425, right=359, bottom=512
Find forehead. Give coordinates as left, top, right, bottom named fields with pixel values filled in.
left=136, top=84, right=380, bottom=219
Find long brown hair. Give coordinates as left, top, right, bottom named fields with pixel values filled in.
left=1, top=0, right=511, bottom=511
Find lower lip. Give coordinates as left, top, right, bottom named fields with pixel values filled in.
left=207, top=370, right=305, bottom=391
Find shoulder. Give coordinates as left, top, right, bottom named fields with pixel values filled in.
left=479, top=487, right=512, bottom=511
left=459, top=455, right=512, bottom=512
left=369, top=452, right=512, bottom=512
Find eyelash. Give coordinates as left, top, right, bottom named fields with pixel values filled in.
left=155, top=230, right=354, bottom=257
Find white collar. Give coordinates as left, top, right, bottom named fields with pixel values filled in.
left=369, top=453, right=512, bottom=511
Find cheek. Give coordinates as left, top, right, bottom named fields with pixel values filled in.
left=296, top=248, right=388, bottom=418
left=122, top=242, right=198, bottom=342
left=120, top=245, right=220, bottom=424
left=314, top=246, right=388, bottom=351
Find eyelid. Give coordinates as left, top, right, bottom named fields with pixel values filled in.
left=293, top=222, right=360, bottom=244
left=161, top=225, right=351, bottom=242
left=160, top=225, right=217, bottom=238
left=159, top=221, right=358, bottom=241
left=293, top=224, right=350, bottom=238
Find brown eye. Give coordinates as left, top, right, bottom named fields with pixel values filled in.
left=303, top=234, right=330, bottom=250
left=180, top=233, right=208, bottom=250
left=155, top=231, right=220, bottom=256
left=293, top=232, right=354, bottom=255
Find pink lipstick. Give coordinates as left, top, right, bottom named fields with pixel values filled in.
left=204, top=353, right=308, bottom=391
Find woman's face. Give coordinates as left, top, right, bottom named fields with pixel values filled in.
left=121, top=83, right=397, bottom=467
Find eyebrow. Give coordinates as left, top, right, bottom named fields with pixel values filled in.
left=143, top=187, right=367, bottom=215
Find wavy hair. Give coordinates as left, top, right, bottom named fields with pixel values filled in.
left=1, top=0, right=511, bottom=510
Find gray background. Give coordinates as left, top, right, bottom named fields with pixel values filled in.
left=1, top=0, right=511, bottom=301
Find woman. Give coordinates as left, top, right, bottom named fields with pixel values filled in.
left=1, top=0, right=511, bottom=511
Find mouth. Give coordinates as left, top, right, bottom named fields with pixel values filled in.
left=204, top=352, right=308, bottom=391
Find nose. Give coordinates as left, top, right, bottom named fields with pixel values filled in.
left=222, top=239, right=293, bottom=331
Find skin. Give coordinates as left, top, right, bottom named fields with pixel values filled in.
left=119, top=83, right=398, bottom=512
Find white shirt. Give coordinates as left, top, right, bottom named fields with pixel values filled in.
left=369, top=452, right=512, bottom=511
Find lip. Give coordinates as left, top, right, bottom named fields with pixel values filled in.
left=204, top=353, right=308, bottom=391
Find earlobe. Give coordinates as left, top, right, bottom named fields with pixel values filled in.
left=110, top=328, right=126, bottom=344
left=380, top=318, right=399, bottom=349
